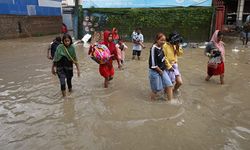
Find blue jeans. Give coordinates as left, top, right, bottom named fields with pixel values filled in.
left=246, top=32, right=249, bottom=44
left=149, top=69, right=173, bottom=92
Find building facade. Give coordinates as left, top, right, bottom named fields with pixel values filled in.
left=0, top=0, right=62, bottom=39
left=225, top=0, right=250, bottom=25
left=213, top=0, right=250, bottom=31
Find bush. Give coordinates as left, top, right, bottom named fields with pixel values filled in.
left=85, top=7, right=214, bottom=42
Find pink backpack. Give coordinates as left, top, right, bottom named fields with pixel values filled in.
left=90, top=44, right=111, bottom=64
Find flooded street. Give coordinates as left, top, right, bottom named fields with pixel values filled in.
left=0, top=35, right=250, bottom=150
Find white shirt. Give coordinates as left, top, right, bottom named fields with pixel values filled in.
left=132, top=32, right=144, bottom=51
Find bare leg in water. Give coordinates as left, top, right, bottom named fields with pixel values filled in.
left=164, top=87, right=173, bottom=101
left=205, top=75, right=212, bottom=81
left=62, top=90, right=66, bottom=97
left=220, top=74, right=224, bottom=84
left=104, top=76, right=114, bottom=88
left=150, top=91, right=157, bottom=101
left=173, top=75, right=183, bottom=93
left=246, top=32, right=249, bottom=46
left=104, top=78, right=109, bottom=88
left=108, top=76, right=113, bottom=81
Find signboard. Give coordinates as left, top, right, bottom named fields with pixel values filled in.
left=38, top=0, right=62, bottom=8
left=27, top=5, right=37, bottom=16
left=62, top=0, right=84, bottom=7
left=83, top=0, right=212, bottom=8
left=62, top=0, right=75, bottom=6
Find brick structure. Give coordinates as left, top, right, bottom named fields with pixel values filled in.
left=0, top=15, right=62, bottom=39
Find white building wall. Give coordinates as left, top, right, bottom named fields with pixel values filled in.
left=38, top=0, right=62, bottom=8
left=62, top=0, right=83, bottom=6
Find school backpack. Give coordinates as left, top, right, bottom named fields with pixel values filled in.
left=90, top=44, right=111, bottom=64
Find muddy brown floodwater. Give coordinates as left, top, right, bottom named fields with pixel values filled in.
left=0, top=35, right=250, bottom=150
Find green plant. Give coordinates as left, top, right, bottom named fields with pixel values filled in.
left=84, top=7, right=213, bottom=42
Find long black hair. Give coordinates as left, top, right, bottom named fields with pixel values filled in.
left=62, top=34, right=73, bottom=46
left=54, top=36, right=61, bottom=43
left=168, top=31, right=183, bottom=44
left=217, top=31, right=223, bottom=37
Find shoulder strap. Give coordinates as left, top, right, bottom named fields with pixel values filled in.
left=63, top=46, right=77, bottom=64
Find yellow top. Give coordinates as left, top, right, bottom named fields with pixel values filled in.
left=163, top=42, right=183, bottom=69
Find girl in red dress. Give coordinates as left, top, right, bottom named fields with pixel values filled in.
left=99, top=30, right=121, bottom=88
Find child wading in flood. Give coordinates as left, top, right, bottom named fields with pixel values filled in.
left=132, top=28, right=145, bottom=60
left=52, top=34, right=80, bottom=97
left=89, top=30, right=121, bottom=88
left=163, top=32, right=184, bottom=95
left=47, top=36, right=61, bottom=60
left=115, top=38, right=128, bottom=65
left=112, top=27, right=120, bottom=44
left=149, top=33, right=173, bottom=101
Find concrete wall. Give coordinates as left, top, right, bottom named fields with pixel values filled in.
left=0, top=15, right=62, bottom=39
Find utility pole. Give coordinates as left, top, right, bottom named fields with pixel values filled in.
left=73, top=0, right=79, bottom=39
left=236, top=0, right=245, bottom=26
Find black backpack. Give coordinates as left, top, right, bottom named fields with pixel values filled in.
left=243, top=22, right=250, bottom=32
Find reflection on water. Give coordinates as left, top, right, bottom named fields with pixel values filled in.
left=0, top=35, right=250, bottom=149
left=63, top=98, right=75, bottom=124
